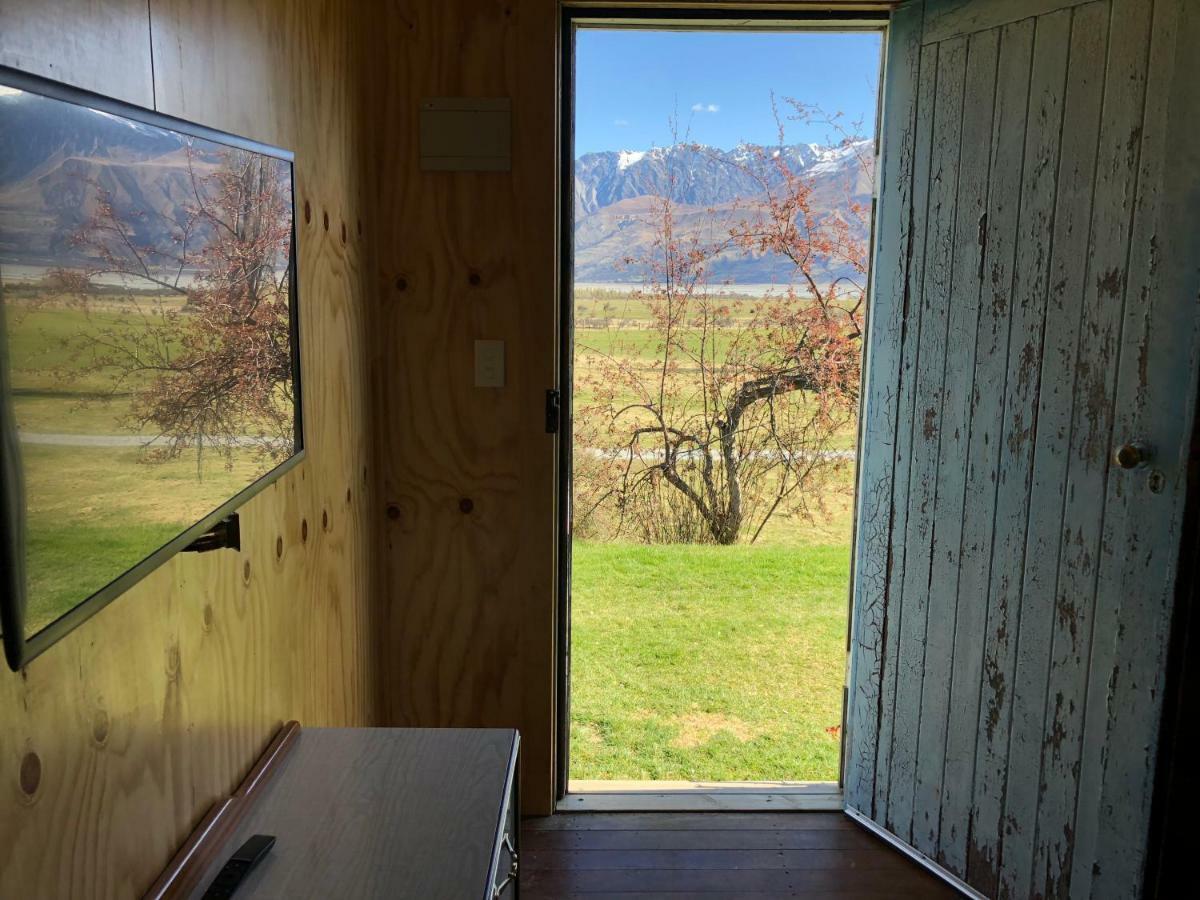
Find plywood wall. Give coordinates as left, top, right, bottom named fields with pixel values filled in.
left=847, top=0, right=1200, bottom=896
left=0, top=1, right=379, bottom=895
left=362, top=0, right=560, bottom=816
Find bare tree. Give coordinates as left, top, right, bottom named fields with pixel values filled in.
left=573, top=103, right=869, bottom=544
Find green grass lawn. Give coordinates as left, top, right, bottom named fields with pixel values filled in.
left=567, top=287, right=856, bottom=783
left=569, top=538, right=850, bottom=783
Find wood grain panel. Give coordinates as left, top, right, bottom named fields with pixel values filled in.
left=910, top=24, right=996, bottom=859
left=362, top=0, right=558, bottom=815
left=1068, top=3, right=1196, bottom=897
left=1029, top=2, right=1152, bottom=894
left=847, top=0, right=1199, bottom=896
left=923, top=0, right=1098, bottom=43
left=886, top=33, right=967, bottom=843
left=995, top=7, right=1092, bottom=894
left=935, top=20, right=1029, bottom=875
left=871, top=24, right=939, bottom=824
left=0, top=2, right=379, bottom=896
left=523, top=827, right=881, bottom=850
left=962, top=20, right=1035, bottom=895
left=844, top=0, right=923, bottom=817
left=525, top=811, right=860, bottom=831
left=0, top=0, right=154, bottom=106
left=523, top=866, right=958, bottom=897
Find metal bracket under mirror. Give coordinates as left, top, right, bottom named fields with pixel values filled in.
left=183, top=514, right=241, bottom=553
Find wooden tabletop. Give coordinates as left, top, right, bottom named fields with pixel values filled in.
left=185, top=727, right=519, bottom=900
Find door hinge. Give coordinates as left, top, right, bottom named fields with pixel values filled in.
left=545, top=389, right=561, bottom=433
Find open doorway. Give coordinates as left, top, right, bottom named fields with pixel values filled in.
left=558, top=11, right=885, bottom=805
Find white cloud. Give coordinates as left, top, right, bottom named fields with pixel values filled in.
left=690, top=103, right=719, bottom=113
left=0, top=85, right=24, bottom=97
left=613, top=118, right=629, bottom=127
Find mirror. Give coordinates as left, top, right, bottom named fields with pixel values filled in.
left=0, top=69, right=303, bottom=669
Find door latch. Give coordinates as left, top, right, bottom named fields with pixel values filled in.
left=545, top=389, right=561, bottom=434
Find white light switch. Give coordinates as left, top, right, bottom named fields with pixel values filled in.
left=474, top=340, right=505, bottom=388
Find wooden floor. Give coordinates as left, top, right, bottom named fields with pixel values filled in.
left=521, top=812, right=961, bottom=898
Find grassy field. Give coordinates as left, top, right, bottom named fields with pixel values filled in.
left=568, top=285, right=858, bottom=784
left=571, top=290, right=861, bottom=452
left=569, top=465, right=856, bottom=784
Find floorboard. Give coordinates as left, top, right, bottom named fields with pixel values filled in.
left=520, top=812, right=960, bottom=898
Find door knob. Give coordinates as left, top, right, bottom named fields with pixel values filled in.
left=1113, top=440, right=1152, bottom=470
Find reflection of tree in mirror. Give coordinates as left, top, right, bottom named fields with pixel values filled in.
left=41, top=146, right=294, bottom=477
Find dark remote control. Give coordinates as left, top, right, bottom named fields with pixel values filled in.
left=201, top=834, right=276, bottom=899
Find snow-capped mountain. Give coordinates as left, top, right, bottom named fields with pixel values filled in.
left=574, top=140, right=873, bottom=284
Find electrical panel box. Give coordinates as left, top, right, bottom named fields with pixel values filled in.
left=420, top=98, right=511, bottom=171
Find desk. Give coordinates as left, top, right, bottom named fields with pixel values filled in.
left=183, top=728, right=520, bottom=899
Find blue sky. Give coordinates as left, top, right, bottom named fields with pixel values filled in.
left=574, top=29, right=883, bottom=156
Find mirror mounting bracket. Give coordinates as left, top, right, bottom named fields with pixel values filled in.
left=183, top=514, right=241, bottom=554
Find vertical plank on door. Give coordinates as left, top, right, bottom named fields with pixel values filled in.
left=934, top=24, right=1015, bottom=874
left=871, top=32, right=940, bottom=824
left=886, top=35, right=968, bottom=844
left=1030, top=1, right=1153, bottom=895
left=998, top=5, right=1106, bottom=896
left=960, top=19, right=1036, bottom=895
left=846, top=0, right=926, bottom=816
left=909, top=25, right=998, bottom=860
left=1072, top=3, right=1196, bottom=897
left=971, top=9, right=1073, bottom=896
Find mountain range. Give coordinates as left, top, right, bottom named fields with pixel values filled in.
left=574, top=140, right=873, bottom=285
left=0, top=85, right=871, bottom=289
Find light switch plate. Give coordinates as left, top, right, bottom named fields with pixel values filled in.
left=474, top=340, right=505, bottom=388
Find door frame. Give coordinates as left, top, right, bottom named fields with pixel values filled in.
left=555, top=4, right=890, bottom=802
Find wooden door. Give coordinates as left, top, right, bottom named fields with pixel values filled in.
left=846, top=0, right=1200, bottom=896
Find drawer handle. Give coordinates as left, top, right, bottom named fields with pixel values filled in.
left=493, top=833, right=518, bottom=898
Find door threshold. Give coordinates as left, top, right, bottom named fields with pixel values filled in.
left=560, top=780, right=843, bottom=812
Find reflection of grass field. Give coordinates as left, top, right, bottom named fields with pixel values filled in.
left=26, top=520, right=184, bottom=633
left=5, top=287, right=286, bottom=634
left=7, top=293, right=183, bottom=387
left=7, top=292, right=182, bottom=434
left=20, top=443, right=262, bottom=633
left=13, top=390, right=145, bottom=434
